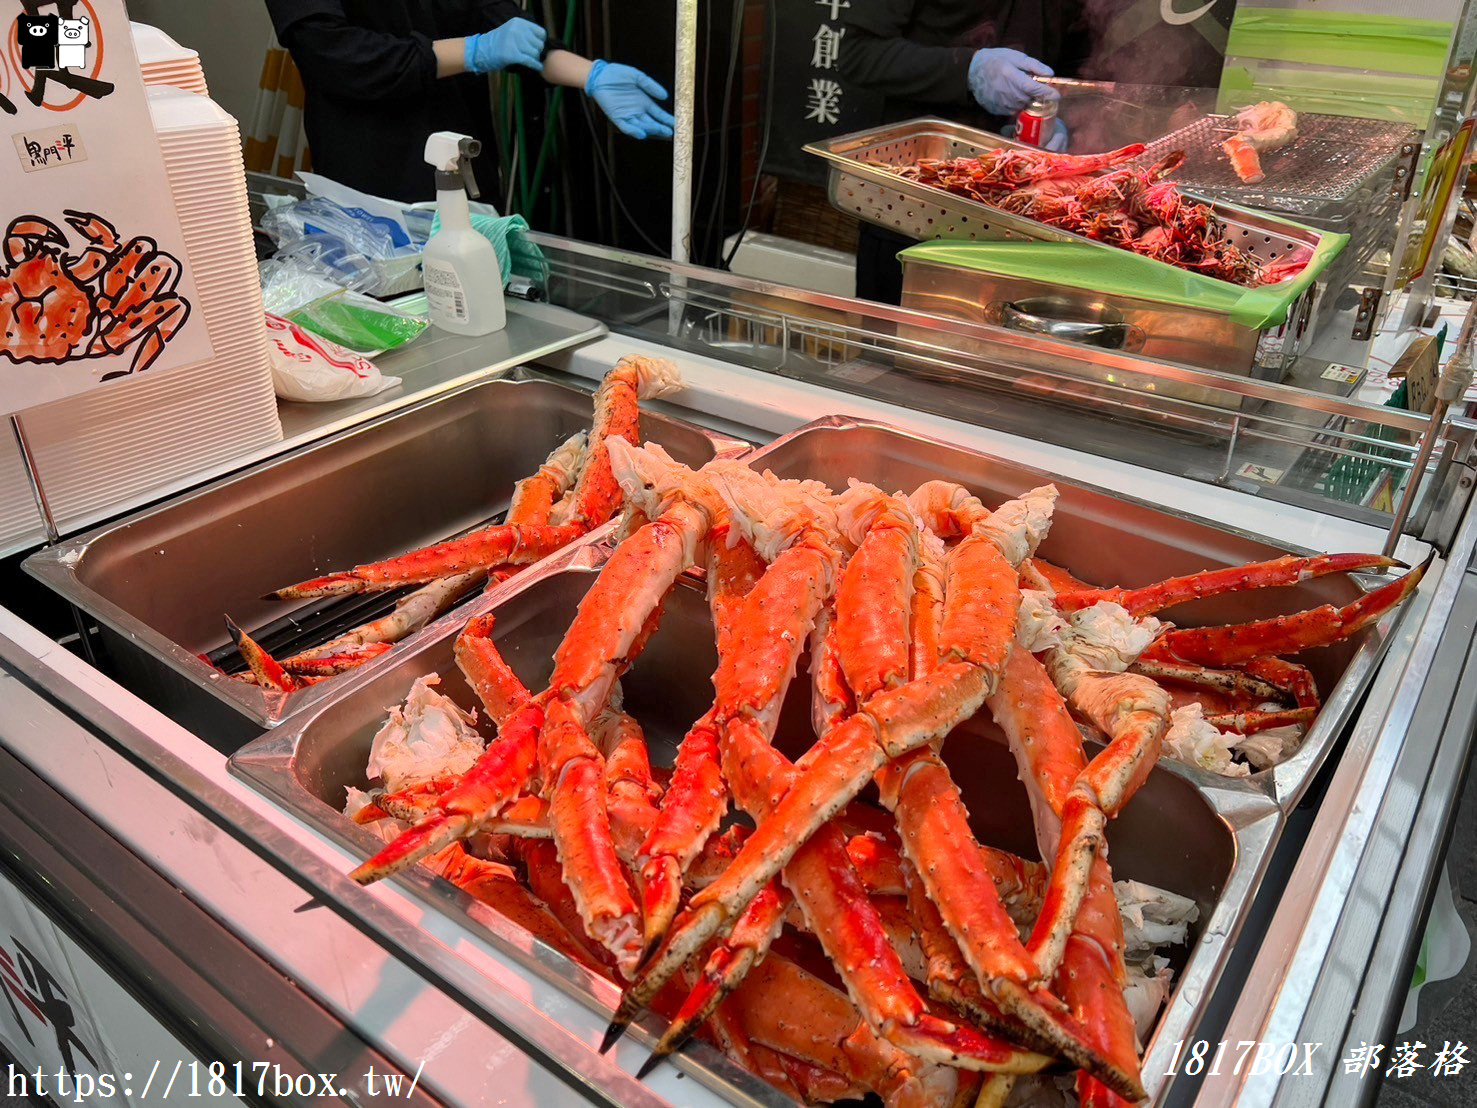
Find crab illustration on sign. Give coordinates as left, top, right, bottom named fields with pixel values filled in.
left=0, top=209, right=192, bottom=379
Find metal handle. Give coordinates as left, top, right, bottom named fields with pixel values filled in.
left=997, top=301, right=1144, bottom=352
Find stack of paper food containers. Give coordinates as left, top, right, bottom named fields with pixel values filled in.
left=2, top=84, right=281, bottom=551
left=131, top=22, right=208, bottom=95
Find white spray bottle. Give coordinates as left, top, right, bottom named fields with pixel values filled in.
left=422, top=131, right=506, bottom=336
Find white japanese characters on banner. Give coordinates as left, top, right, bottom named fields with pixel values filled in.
left=770, top=0, right=881, bottom=184
left=1, top=0, right=213, bottom=416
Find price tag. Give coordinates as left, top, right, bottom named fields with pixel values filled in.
left=829, top=359, right=889, bottom=386
left=1236, top=462, right=1285, bottom=485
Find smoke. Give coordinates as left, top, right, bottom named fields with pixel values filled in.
left=1076, top=0, right=1233, bottom=87
left=1063, top=0, right=1232, bottom=152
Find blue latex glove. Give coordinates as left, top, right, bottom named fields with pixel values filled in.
left=967, top=48, right=1055, bottom=116
left=464, top=18, right=546, bottom=74
left=585, top=59, right=675, bottom=140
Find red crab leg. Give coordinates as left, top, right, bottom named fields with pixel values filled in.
left=1021, top=556, right=1100, bottom=594
left=1205, top=705, right=1317, bottom=734
left=271, top=522, right=588, bottom=600
left=634, top=527, right=764, bottom=951
left=280, top=642, right=393, bottom=676
left=1144, top=556, right=1427, bottom=666
left=421, top=844, right=594, bottom=967
left=866, top=492, right=1126, bottom=1085
left=95, top=295, right=187, bottom=353
left=98, top=238, right=155, bottom=310
left=62, top=210, right=119, bottom=250
left=1052, top=552, right=1400, bottom=617
left=694, top=973, right=808, bottom=1103
left=516, top=839, right=615, bottom=972
left=633, top=496, right=1091, bottom=1076
left=603, top=712, right=663, bottom=865
left=989, top=648, right=1146, bottom=1104
left=224, top=615, right=300, bottom=692
left=1130, top=658, right=1290, bottom=705
left=1238, top=656, right=1319, bottom=709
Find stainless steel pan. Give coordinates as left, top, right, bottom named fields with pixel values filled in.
left=24, top=374, right=748, bottom=745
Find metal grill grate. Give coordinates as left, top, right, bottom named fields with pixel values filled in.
left=1132, top=113, right=1419, bottom=215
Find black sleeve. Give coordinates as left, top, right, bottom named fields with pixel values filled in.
left=473, top=0, right=523, bottom=25
left=265, top=0, right=439, bottom=103
left=839, top=0, right=974, bottom=106
left=471, top=1, right=566, bottom=54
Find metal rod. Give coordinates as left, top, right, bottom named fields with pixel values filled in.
left=1383, top=300, right=1477, bottom=556
left=667, top=0, right=698, bottom=335
left=10, top=413, right=98, bottom=665
left=1382, top=399, right=1448, bottom=558
left=11, top=413, right=59, bottom=546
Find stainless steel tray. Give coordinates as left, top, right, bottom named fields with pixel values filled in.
left=230, top=543, right=1281, bottom=1105
left=747, top=416, right=1412, bottom=811
left=24, top=375, right=749, bottom=745
left=805, top=117, right=1331, bottom=277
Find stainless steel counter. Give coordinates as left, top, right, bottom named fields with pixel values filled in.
left=1, top=262, right=1474, bottom=1108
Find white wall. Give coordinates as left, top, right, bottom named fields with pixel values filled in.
left=128, top=0, right=273, bottom=127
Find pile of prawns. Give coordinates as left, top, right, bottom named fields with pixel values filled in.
left=346, top=433, right=1422, bottom=1106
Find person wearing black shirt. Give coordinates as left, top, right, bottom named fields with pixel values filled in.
left=838, top=0, right=1088, bottom=303
left=264, top=0, right=674, bottom=203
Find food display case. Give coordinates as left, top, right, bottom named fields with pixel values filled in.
left=2, top=243, right=1476, bottom=1108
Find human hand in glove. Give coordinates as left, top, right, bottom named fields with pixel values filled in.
left=586, top=60, right=676, bottom=139
left=465, top=18, right=546, bottom=74
left=967, top=48, right=1056, bottom=116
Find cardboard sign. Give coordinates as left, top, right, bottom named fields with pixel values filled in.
left=0, top=0, right=213, bottom=415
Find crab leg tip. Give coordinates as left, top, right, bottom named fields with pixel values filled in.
left=634, top=1048, right=671, bottom=1081
left=599, top=1020, right=630, bottom=1056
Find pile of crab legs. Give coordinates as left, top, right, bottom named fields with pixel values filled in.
left=346, top=439, right=1423, bottom=1106
left=221, top=355, right=682, bottom=692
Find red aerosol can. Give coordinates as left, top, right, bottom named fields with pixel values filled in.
left=1015, top=97, right=1058, bottom=147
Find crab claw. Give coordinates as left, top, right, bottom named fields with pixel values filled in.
left=224, top=615, right=299, bottom=692
left=3, top=217, right=67, bottom=265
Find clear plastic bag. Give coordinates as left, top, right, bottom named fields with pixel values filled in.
left=262, top=197, right=423, bottom=297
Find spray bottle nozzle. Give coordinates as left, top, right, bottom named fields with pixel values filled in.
left=425, top=131, right=483, bottom=198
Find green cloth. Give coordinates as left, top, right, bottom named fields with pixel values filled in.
left=898, top=236, right=1346, bottom=331
left=429, top=212, right=548, bottom=285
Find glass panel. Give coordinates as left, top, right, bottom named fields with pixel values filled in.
left=533, top=234, right=1470, bottom=533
